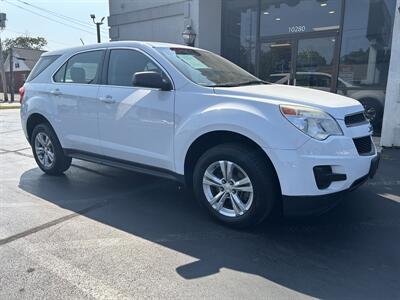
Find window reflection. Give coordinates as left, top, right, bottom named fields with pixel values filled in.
left=221, top=0, right=397, bottom=129
left=338, top=0, right=396, bottom=128
left=221, top=0, right=258, bottom=74
left=259, top=41, right=292, bottom=82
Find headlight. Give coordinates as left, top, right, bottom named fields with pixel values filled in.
left=280, top=105, right=343, bottom=140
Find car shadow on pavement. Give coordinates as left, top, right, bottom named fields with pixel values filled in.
left=18, top=150, right=400, bottom=299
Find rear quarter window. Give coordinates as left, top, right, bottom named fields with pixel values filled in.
left=26, top=55, right=60, bottom=82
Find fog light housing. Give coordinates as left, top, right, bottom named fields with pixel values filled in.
left=313, top=166, right=347, bottom=189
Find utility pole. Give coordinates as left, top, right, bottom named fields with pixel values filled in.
left=0, top=36, right=8, bottom=102
left=0, top=12, right=8, bottom=102
left=90, top=14, right=105, bottom=43
left=9, top=46, right=14, bottom=103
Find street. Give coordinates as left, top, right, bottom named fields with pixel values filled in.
left=0, top=109, right=399, bottom=299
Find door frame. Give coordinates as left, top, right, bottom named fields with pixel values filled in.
left=259, top=29, right=340, bottom=92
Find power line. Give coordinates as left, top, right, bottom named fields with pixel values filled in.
left=14, top=0, right=108, bottom=34
left=3, top=0, right=108, bottom=38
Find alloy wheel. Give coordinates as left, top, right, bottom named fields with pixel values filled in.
left=202, top=160, right=254, bottom=218
left=34, top=132, right=55, bottom=168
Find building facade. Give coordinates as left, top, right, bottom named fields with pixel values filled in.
left=1, top=47, right=45, bottom=92
left=108, top=0, right=400, bottom=146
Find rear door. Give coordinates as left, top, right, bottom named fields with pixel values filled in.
left=51, top=50, right=105, bottom=153
left=96, top=48, right=175, bottom=170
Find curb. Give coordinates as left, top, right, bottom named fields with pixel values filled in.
left=0, top=105, right=21, bottom=110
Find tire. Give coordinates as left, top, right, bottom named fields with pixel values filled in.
left=359, top=98, right=383, bottom=129
left=192, top=143, right=280, bottom=228
left=31, top=123, right=71, bottom=175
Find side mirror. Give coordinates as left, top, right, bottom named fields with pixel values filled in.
left=132, top=71, right=172, bottom=91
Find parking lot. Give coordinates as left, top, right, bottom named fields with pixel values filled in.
left=0, top=109, right=399, bottom=299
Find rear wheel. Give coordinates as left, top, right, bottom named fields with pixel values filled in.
left=193, top=143, right=280, bottom=228
left=31, top=123, right=71, bottom=175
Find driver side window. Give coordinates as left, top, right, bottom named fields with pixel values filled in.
left=107, top=49, right=163, bottom=87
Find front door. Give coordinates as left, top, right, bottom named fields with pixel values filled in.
left=259, top=33, right=338, bottom=92
left=97, top=48, right=175, bottom=171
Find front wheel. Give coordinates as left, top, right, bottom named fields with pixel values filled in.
left=192, top=144, right=280, bottom=228
left=31, top=123, right=71, bottom=175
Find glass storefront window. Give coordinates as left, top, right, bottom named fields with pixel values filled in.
left=260, top=0, right=341, bottom=37
left=259, top=40, right=292, bottom=82
left=221, top=0, right=396, bottom=129
left=221, top=0, right=258, bottom=74
left=338, top=0, right=396, bottom=127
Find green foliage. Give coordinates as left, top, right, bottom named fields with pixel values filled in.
left=1, top=36, right=47, bottom=59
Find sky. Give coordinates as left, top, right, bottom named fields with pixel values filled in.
left=0, top=0, right=110, bottom=51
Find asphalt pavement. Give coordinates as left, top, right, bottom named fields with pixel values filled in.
left=1, top=109, right=399, bottom=299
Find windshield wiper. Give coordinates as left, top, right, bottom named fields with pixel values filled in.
left=236, top=80, right=269, bottom=86
left=209, top=80, right=268, bottom=88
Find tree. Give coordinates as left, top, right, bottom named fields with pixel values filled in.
left=2, top=36, right=47, bottom=59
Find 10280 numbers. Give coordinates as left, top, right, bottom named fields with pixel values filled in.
left=289, top=25, right=306, bottom=33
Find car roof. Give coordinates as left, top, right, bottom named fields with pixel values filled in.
left=42, top=40, right=194, bottom=57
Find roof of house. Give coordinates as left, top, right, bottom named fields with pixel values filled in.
left=4, top=47, right=46, bottom=72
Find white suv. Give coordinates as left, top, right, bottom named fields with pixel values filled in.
left=20, top=41, right=379, bottom=228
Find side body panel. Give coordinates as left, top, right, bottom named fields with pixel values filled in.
left=97, top=85, right=175, bottom=170
left=49, top=83, right=101, bottom=154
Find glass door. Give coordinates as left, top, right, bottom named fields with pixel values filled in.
left=259, top=40, right=294, bottom=84
left=294, top=35, right=337, bottom=91
left=259, top=33, right=338, bottom=91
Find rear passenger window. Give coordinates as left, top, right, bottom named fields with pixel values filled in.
left=53, top=50, right=104, bottom=84
left=107, top=49, right=162, bottom=87
left=26, top=55, right=60, bottom=82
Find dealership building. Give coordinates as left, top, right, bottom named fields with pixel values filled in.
left=108, top=0, right=400, bottom=147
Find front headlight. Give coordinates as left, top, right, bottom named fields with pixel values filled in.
left=280, top=105, right=343, bottom=140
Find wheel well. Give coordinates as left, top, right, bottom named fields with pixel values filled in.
left=184, top=131, right=278, bottom=187
left=26, top=113, right=52, bottom=142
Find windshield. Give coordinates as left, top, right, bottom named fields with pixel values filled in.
left=156, top=47, right=263, bottom=87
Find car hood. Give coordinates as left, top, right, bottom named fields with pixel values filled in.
left=213, top=84, right=363, bottom=119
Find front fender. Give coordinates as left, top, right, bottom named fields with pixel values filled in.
left=174, top=101, right=309, bottom=174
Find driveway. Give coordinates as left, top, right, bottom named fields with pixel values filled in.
left=1, top=109, right=399, bottom=299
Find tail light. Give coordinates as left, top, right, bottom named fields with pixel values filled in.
left=19, top=86, right=25, bottom=104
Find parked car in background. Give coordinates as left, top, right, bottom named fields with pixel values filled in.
left=269, top=72, right=385, bottom=129
left=20, top=42, right=379, bottom=228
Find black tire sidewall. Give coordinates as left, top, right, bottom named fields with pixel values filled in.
left=31, top=123, right=70, bottom=175
left=193, top=144, right=278, bottom=228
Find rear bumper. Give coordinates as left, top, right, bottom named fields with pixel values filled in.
left=282, top=154, right=380, bottom=216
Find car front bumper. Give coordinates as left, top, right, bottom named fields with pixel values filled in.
left=281, top=154, right=380, bottom=216
left=263, top=134, right=379, bottom=214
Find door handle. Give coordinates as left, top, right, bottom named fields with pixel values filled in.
left=99, top=95, right=116, bottom=104
left=50, top=89, right=62, bottom=96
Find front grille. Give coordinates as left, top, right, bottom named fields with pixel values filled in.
left=353, top=136, right=373, bottom=155
left=345, top=112, right=367, bottom=127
